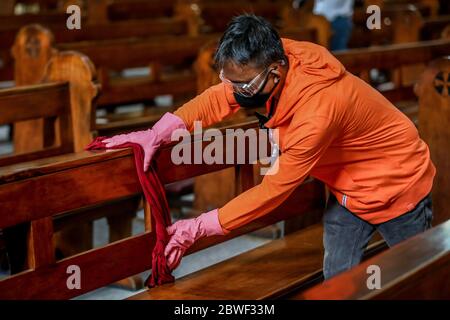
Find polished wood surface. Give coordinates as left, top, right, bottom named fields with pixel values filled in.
left=4, top=47, right=97, bottom=161
left=292, top=219, right=450, bottom=300
left=0, top=119, right=328, bottom=299
left=129, top=224, right=325, bottom=300
left=417, top=57, right=450, bottom=225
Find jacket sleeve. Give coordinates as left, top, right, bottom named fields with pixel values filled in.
left=174, top=83, right=240, bottom=131
left=217, top=115, right=338, bottom=233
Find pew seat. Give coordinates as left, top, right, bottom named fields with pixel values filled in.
left=129, top=224, right=386, bottom=300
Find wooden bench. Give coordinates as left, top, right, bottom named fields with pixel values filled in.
left=0, top=119, right=331, bottom=299
left=0, top=0, right=319, bottom=83
left=0, top=0, right=184, bottom=28
left=0, top=1, right=204, bottom=82
left=9, top=25, right=216, bottom=104
left=128, top=223, right=385, bottom=300
left=420, top=15, right=450, bottom=40
left=1, top=40, right=447, bottom=302
left=0, top=50, right=97, bottom=163
left=10, top=24, right=317, bottom=139
left=0, top=49, right=100, bottom=273
left=337, top=39, right=450, bottom=125
left=0, top=19, right=196, bottom=80
left=289, top=218, right=450, bottom=299
left=416, top=56, right=450, bottom=226
left=0, top=49, right=141, bottom=282
left=7, top=24, right=215, bottom=153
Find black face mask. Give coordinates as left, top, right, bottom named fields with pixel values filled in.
left=234, top=91, right=272, bottom=108
left=233, top=75, right=279, bottom=109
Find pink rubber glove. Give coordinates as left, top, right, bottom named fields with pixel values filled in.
left=164, top=209, right=225, bottom=270
left=103, top=112, right=186, bottom=172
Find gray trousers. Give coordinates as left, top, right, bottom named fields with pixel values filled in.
left=322, top=193, right=433, bottom=279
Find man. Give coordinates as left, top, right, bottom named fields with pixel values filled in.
left=313, top=0, right=355, bottom=50
left=104, top=15, right=435, bottom=279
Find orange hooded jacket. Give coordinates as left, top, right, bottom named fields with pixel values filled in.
left=174, top=39, right=436, bottom=233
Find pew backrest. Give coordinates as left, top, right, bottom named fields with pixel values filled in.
left=416, top=56, right=450, bottom=225
left=2, top=48, right=98, bottom=162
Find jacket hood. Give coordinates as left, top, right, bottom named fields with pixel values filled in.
left=265, top=39, right=346, bottom=128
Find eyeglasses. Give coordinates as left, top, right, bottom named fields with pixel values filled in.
left=219, top=66, right=275, bottom=98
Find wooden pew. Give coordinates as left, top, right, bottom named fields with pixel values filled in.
left=284, top=1, right=431, bottom=49
left=0, top=50, right=97, bottom=164
left=384, top=0, right=440, bottom=17
left=336, top=39, right=450, bottom=125
left=10, top=24, right=99, bottom=154
left=10, top=24, right=220, bottom=106
left=0, top=50, right=98, bottom=273
left=442, top=24, right=450, bottom=38
left=9, top=24, right=216, bottom=151
left=280, top=0, right=331, bottom=48
left=128, top=227, right=384, bottom=300
left=0, top=23, right=197, bottom=84
left=0, top=0, right=182, bottom=29
left=355, top=6, right=450, bottom=45
left=0, top=1, right=200, bottom=82
left=0, top=0, right=16, bottom=15
left=420, top=15, right=450, bottom=40
left=87, top=0, right=181, bottom=24
left=11, top=24, right=317, bottom=137
left=416, top=56, right=450, bottom=226
left=0, top=47, right=140, bottom=284
left=2, top=41, right=149, bottom=286
left=289, top=218, right=450, bottom=299
left=176, top=0, right=331, bottom=48
left=0, top=119, right=332, bottom=299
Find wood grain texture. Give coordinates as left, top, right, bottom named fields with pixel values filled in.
left=27, top=217, right=55, bottom=269
left=2, top=31, right=97, bottom=163
left=417, top=57, right=450, bottom=225
left=12, top=24, right=57, bottom=153
left=129, top=224, right=325, bottom=300
left=0, top=83, right=69, bottom=124
left=43, top=50, right=98, bottom=151
left=292, top=220, right=450, bottom=300
left=0, top=119, right=328, bottom=299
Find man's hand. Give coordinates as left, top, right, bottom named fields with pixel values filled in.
left=164, top=209, right=225, bottom=270
left=103, top=113, right=186, bottom=172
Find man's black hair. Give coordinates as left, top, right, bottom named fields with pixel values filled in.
left=214, top=14, right=285, bottom=70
